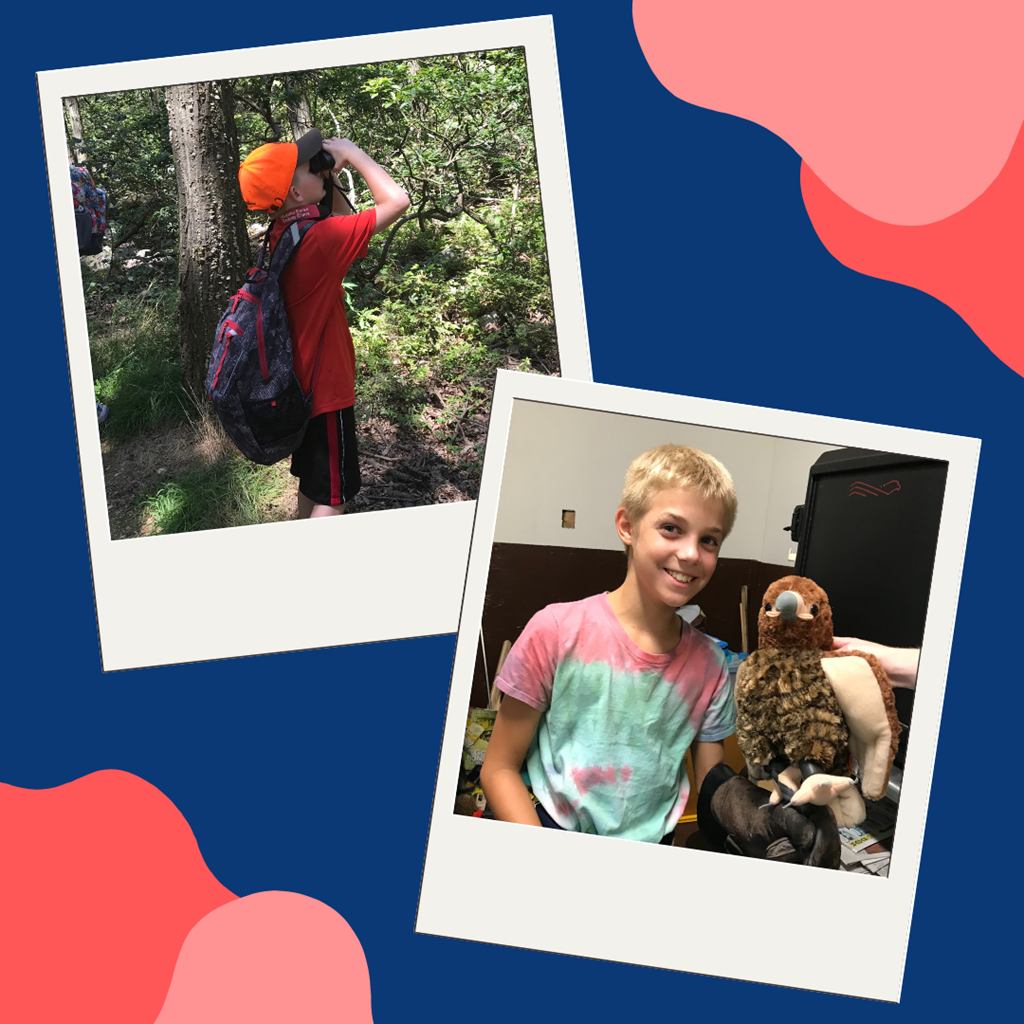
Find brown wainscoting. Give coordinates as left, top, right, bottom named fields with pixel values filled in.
left=470, top=542, right=791, bottom=708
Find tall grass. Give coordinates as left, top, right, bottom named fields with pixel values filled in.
left=142, top=459, right=291, bottom=535
left=89, top=280, right=191, bottom=442
left=86, top=267, right=296, bottom=537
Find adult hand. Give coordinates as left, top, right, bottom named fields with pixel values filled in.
left=831, top=637, right=919, bottom=689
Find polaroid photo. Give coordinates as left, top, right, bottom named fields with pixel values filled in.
left=417, top=369, right=979, bottom=1001
left=38, top=16, right=588, bottom=670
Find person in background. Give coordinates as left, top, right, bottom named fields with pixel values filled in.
left=71, top=163, right=107, bottom=256
left=70, top=161, right=111, bottom=426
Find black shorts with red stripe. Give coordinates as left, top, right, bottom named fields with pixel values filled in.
left=290, top=406, right=361, bottom=507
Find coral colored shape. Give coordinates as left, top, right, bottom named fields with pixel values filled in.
left=633, top=1, right=1024, bottom=224
left=154, top=891, right=374, bottom=1023
left=0, top=770, right=238, bottom=1024
left=801, top=120, right=1023, bottom=377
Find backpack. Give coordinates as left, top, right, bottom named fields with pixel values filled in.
left=206, top=218, right=325, bottom=465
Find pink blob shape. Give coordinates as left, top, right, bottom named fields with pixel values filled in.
left=154, top=891, right=374, bottom=1023
left=0, top=770, right=238, bottom=1023
left=633, top=1, right=1024, bottom=224
left=802, top=120, right=1023, bottom=377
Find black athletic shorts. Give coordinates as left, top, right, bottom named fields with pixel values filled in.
left=290, top=406, right=361, bottom=507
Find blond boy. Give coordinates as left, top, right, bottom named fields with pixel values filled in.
left=481, top=445, right=738, bottom=844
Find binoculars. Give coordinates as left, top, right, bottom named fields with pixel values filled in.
left=309, top=147, right=357, bottom=213
left=308, top=148, right=336, bottom=176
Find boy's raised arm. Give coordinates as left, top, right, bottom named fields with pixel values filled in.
left=480, top=694, right=544, bottom=827
left=322, top=137, right=410, bottom=233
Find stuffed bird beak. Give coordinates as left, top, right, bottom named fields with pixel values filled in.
left=766, top=589, right=814, bottom=621
left=775, top=591, right=799, bottom=620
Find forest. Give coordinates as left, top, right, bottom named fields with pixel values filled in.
left=66, top=49, right=558, bottom=537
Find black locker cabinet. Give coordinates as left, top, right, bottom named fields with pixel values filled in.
left=793, top=448, right=948, bottom=771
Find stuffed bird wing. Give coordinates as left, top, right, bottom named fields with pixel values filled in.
left=819, top=650, right=900, bottom=801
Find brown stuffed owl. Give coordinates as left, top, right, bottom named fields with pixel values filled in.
left=735, top=576, right=901, bottom=827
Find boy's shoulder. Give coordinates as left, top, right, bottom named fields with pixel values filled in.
left=530, top=592, right=608, bottom=629
left=516, top=594, right=610, bottom=653
left=271, top=207, right=376, bottom=261
left=680, top=621, right=728, bottom=665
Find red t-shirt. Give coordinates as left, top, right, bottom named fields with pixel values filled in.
left=268, top=205, right=377, bottom=416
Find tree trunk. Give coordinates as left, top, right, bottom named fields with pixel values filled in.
left=284, top=76, right=314, bottom=140
left=166, top=81, right=250, bottom=400
left=64, top=97, right=85, bottom=164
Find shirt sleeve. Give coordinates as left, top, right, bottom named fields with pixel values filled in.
left=493, top=605, right=562, bottom=712
left=314, top=207, right=377, bottom=266
left=696, top=651, right=736, bottom=742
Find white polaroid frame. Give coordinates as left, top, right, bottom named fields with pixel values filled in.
left=38, top=17, right=589, bottom=670
left=417, top=370, right=980, bottom=1002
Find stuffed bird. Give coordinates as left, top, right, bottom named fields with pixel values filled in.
left=735, top=576, right=901, bottom=827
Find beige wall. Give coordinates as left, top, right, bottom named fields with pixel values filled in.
left=493, top=399, right=839, bottom=567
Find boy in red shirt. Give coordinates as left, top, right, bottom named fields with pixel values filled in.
left=238, top=129, right=409, bottom=517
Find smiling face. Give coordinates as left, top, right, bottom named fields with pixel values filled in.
left=616, top=485, right=725, bottom=610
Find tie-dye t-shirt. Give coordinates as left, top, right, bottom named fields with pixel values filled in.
left=495, top=593, right=734, bottom=843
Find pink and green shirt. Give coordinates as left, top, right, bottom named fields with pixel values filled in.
left=495, top=593, right=734, bottom=843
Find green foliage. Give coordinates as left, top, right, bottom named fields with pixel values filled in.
left=76, top=49, right=556, bottom=533
left=68, top=89, right=177, bottom=251
left=340, top=50, right=536, bottom=226
left=88, top=274, right=189, bottom=441
left=347, top=212, right=554, bottom=444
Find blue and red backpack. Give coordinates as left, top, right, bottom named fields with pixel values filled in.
left=205, top=218, right=324, bottom=465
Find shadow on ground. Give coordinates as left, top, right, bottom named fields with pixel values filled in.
left=348, top=413, right=483, bottom=514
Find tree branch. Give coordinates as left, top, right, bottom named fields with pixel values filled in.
left=365, top=208, right=455, bottom=277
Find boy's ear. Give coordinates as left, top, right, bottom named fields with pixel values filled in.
left=614, top=507, right=634, bottom=549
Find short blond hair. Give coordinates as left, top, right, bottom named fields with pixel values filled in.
left=619, top=444, right=738, bottom=539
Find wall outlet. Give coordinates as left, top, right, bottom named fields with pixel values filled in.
left=562, top=510, right=575, bottom=529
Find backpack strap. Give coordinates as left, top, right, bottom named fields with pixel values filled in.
left=262, top=211, right=334, bottom=399
left=254, top=229, right=271, bottom=272
left=265, top=217, right=322, bottom=277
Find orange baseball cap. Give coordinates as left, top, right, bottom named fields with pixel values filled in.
left=238, top=129, right=324, bottom=213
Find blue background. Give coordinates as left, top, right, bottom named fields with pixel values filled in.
left=8, top=1, right=1019, bottom=1017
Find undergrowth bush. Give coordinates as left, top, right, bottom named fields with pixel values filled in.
left=348, top=209, right=555, bottom=441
